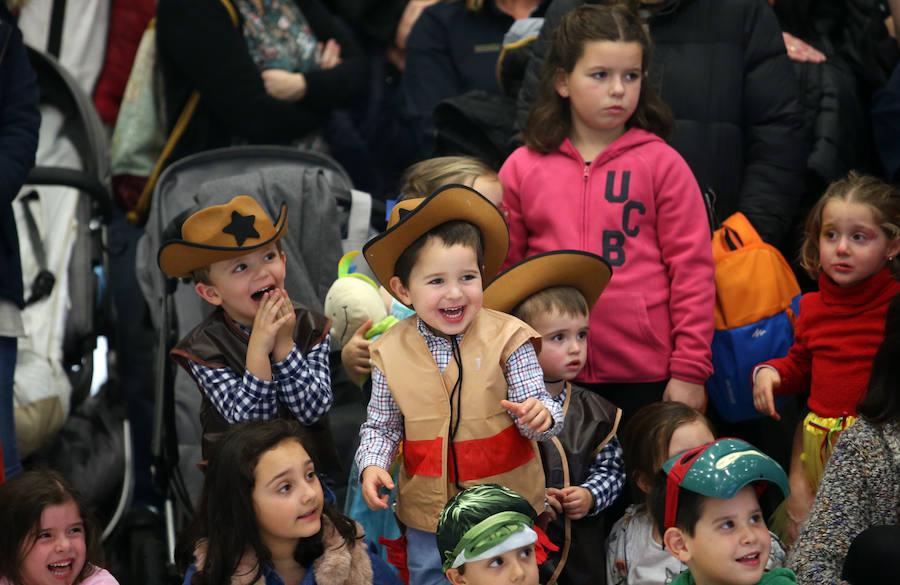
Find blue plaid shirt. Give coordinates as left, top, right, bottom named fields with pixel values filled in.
left=549, top=388, right=625, bottom=517
left=356, top=316, right=564, bottom=473
left=188, top=323, right=332, bottom=424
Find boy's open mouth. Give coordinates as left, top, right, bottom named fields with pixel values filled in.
left=439, top=307, right=465, bottom=321
left=251, top=285, right=276, bottom=301
left=736, top=552, right=760, bottom=566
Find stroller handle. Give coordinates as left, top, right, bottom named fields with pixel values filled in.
left=26, top=166, right=113, bottom=222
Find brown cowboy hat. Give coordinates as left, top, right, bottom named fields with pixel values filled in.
left=363, top=184, right=509, bottom=290
left=483, top=250, right=612, bottom=314
left=157, top=195, right=288, bottom=278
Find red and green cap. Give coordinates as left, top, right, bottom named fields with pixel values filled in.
left=662, top=438, right=789, bottom=530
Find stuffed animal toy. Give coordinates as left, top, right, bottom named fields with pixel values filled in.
left=324, top=251, right=398, bottom=350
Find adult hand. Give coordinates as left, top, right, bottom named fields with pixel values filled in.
left=261, top=69, right=307, bottom=101
left=752, top=368, right=782, bottom=421
left=783, top=32, right=826, bottom=63
left=317, top=39, right=342, bottom=70
left=662, top=378, right=706, bottom=410
left=341, top=319, right=373, bottom=386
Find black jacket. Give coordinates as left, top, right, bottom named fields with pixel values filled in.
left=516, top=0, right=809, bottom=249
left=403, top=0, right=550, bottom=154
left=156, top=0, right=365, bottom=164
left=0, top=6, right=40, bottom=308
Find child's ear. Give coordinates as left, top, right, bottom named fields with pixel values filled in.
left=445, top=568, right=466, bottom=585
left=195, top=282, right=223, bottom=306
left=280, top=250, right=287, bottom=264
left=663, top=527, right=691, bottom=563
left=886, top=237, right=900, bottom=261
left=635, top=471, right=652, bottom=495
left=553, top=68, right=570, bottom=99
left=389, top=276, right=412, bottom=306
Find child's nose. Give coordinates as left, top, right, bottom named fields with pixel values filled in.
left=509, top=558, right=526, bottom=583
left=55, top=535, right=71, bottom=552
left=609, top=76, right=625, bottom=96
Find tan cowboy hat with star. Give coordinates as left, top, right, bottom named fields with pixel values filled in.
left=363, top=184, right=509, bottom=291
left=158, top=195, right=288, bottom=278
left=483, top=250, right=612, bottom=314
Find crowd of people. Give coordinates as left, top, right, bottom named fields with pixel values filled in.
left=2, top=0, right=900, bottom=585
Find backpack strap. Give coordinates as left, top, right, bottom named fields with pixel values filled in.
left=127, top=0, right=239, bottom=226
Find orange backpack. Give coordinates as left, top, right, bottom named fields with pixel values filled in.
left=707, top=213, right=801, bottom=421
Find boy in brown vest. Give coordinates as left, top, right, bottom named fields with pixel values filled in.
left=158, top=196, right=333, bottom=462
left=355, top=185, right=563, bottom=585
left=483, top=250, right=624, bottom=585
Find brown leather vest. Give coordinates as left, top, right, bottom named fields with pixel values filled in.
left=171, top=303, right=336, bottom=465
left=539, top=384, right=621, bottom=585
left=370, top=309, right=547, bottom=532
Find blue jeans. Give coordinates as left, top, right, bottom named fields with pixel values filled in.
left=0, top=336, right=21, bottom=478
left=406, top=527, right=445, bottom=585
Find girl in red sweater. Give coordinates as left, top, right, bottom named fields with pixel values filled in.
left=752, top=172, right=900, bottom=542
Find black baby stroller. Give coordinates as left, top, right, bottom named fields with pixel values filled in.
left=136, top=145, right=378, bottom=579
left=16, top=46, right=135, bottom=541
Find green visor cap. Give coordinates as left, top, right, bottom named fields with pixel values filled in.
left=662, top=438, right=790, bottom=529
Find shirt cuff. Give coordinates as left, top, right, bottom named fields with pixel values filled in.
left=271, top=344, right=302, bottom=380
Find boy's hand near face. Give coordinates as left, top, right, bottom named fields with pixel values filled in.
left=247, top=290, right=294, bottom=380
left=501, top=398, right=553, bottom=433
left=361, top=465, right=395, bottom=510
left=547, top=486, right=593, bottom=520
left=272, top=288, right=296, bottom=362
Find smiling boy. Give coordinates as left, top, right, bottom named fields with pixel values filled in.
left=158, top=196, right=333, bottom=462
left=355, top=185, right=563, bottom=585
left=649, top=438, right=797, bottom=585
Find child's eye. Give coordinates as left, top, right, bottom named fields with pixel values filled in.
left=305, top=471, right=317, bottom=481
left=822, top=230, right=837, bottom=240
left=37, top=531, right=51, bottom=540
left=68, top=526, right=83, bottom=536
left=750, top=513, right=763, bottom=524
left=519, top=546, right=534, bottom=559
left=428, top=278, right=443, bottom=285
left=264, top=252, right=277, bottom=261
left=461, top=274, right=478, bottom=282
left=851, top=232, right=869, bottom=242
left=488, top=557, right=504, bottom=568
left=625, top=72, right=641, bottom=81
left=577, top=330, right=588, bottom=340
left=591, top=71, right=607, bottom=79
left=278, top=483, right=292, bottom=494
left=720, top=520, right=734, bottom=530
left=233, top=263, right=247, bottom=273
left=552, top=333, right=565, bottom=342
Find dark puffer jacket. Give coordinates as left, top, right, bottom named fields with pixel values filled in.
left=516, top=0, right=809, bottom=249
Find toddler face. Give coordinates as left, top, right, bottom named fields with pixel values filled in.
left=21, top=500, right=86, bottom=585
left=530, top=309, right=589, bottom=385
left=197, top=243, right=287, bottom=327
left=390, top=239, right=483, bottom=337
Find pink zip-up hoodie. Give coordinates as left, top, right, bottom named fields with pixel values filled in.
left=500, top=128, right=714, bottom=385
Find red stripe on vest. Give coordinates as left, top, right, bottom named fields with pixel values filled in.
left=404, top=425, right=535, bottom=481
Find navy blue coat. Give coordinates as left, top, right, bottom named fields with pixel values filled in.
left=0, top=5, right=41, bottom=307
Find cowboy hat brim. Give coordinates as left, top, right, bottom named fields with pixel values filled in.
left=483, top=250, right=612, bottom=314
left=363, top=184, right=509, bottom=291
left=158, top=202, right=287, bottom=278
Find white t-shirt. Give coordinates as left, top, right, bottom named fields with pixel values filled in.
left=606, top=504, right=786, bottom=585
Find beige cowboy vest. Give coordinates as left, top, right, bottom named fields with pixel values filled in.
left=370, top=308, right=546, bottom=532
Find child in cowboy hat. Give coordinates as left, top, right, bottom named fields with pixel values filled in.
left=355, top=184, right=563, bottom=585
left=482, top=250, right=624, bottom=585
left=649, top=438, right=796, bottom=585
left=436, top=483, right=558, bottom=585
left=158, top=196, right=333, bottom=463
